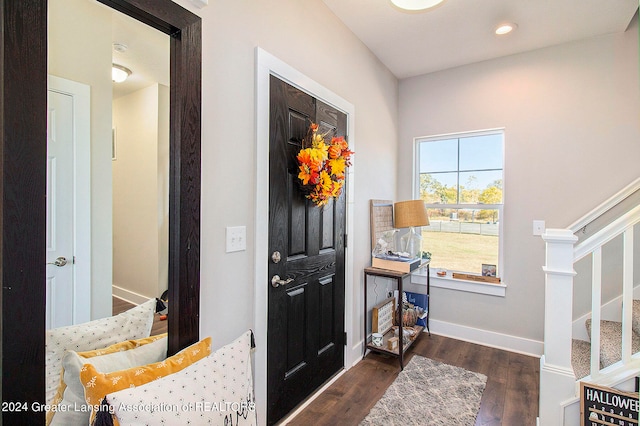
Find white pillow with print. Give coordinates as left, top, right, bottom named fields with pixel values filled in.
left=107, top=331, right=256, bottom=426
left=45, top=298, right=156, bottom=405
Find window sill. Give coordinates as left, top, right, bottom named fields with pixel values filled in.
left=411, top=269, right=506, bottom=297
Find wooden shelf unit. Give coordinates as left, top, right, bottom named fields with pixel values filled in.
left=363, top=262, right=430, bottom=370
left=365, top=325, right=425, bottom=356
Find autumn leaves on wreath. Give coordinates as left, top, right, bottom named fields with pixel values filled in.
left=296, top=122, right=354, bottom=207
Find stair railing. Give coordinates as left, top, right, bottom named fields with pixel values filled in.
left=574, top=205, right=639, bottom=382
left=539, top=179, right=640, bottom=426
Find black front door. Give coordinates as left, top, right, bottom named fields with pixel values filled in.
left=267, top=75, right=346, bottom=425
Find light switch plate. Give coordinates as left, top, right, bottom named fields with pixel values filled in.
left=533, top=220, right=545, bottom=236
left=226, top=226, right=246, bottom=252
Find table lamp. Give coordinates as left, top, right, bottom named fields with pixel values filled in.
left=394, top=200, right=429, bottom=259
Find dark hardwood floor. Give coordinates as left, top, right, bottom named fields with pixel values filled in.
left=112, top=296, right=168, bottom=336
left=288, top=333, right=540, bottom=426
left=112, top=298, right=539, bottom=424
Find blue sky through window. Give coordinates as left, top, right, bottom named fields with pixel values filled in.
left=419, top=133, right=502, bottom=192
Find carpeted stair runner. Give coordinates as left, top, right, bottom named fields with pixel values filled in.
left=572, top=300, right=640, bottom=379
left=571, top=339, right=592, bottom=380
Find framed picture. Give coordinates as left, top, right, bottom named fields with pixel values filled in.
left=482, top=264, right=497, bottom=277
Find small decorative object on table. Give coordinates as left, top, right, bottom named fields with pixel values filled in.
left=372, top=229, right=398, bottom=258
left=372, top=333, right=383, bottom=347
left=387, top=336, right=399, bottom=351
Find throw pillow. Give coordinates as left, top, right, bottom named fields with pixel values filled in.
left=81, top=336, right=212, bottom=424
left=47, top=334, right=167, bottom=426
left=45, top=298, right=156, bottom=405
left=106, top=331, right=255, bottom=426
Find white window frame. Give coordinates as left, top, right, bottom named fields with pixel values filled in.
left=411, top=128, right=506, bottom=297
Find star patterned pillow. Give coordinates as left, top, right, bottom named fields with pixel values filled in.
left=45, top=299, right=156, bottom=405
left=106, top=331, right=255, bottom=426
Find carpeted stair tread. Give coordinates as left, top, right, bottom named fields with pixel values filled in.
left=572, top=339, right=594, bottom=379
left=633, top=300, right=640, bottom=337
left=585, top=318, right=640, bottom=368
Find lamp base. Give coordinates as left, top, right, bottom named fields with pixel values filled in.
left=400, top=227, right=422, bottom=259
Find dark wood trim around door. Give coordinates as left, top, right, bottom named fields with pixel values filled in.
left=0, top=1, right=201, bottom=423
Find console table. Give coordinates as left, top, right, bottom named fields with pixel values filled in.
left=363, top=262, right=430, bottom=370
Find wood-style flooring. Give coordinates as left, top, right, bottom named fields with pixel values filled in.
left=288, top=333, right=540, bottom=426
left=112, top=296, right=168, bottom=336
left=112, top=298, right=539, bottom=424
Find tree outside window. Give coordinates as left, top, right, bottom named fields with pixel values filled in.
left=416, top=131, right=503, bottom=276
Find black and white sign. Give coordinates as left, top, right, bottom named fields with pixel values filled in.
left=581, top=382, right=639, bottom=426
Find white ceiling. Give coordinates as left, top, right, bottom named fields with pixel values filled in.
left=110, top=7, right=169, bottom=99
left=322, top=0, right=639, bottom=79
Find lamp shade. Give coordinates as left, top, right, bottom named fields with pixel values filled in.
left=394, top=200, right=429, bottom=228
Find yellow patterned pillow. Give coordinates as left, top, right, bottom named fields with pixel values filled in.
left=47, top=333, right=167, bottom=426
left=79, top=333, right=168, bottom=358
left=81, top=337, right=211, bottom=424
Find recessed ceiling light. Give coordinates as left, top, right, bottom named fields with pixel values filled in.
left=112, top=64, right=132, bottom=83
left=495, top=23, right=517, bottom=35
left=390, top=0, right=445, bottom=12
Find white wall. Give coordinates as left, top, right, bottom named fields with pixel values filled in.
left=397, top=16, right=640, bottom=346
left=170, top=0, right=399, bottom=352
left=49, top=0, right=113, bottom=320
left=112, top=84, right=169, bottom=302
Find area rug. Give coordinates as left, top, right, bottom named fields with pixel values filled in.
left=360, top=356, right=487, bottom=426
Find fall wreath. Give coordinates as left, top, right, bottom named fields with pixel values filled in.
left=296, top=123, right=353, bottom=207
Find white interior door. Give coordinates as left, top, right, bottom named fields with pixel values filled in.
left=46, top=76, right=91, bottom=329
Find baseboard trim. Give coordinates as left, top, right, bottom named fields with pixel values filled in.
left=430, top=319, right=543, bottom=357
left=351, top=341, right=364, bottom=367
left=112, top=285, right=153, bottom=306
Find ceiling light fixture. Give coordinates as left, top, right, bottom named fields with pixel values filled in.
left=113, top=42, right=128, bottom=54
left=390, top=0, right=445, bottom=12
left=495, top=23, right=517, bottom=35
left=112, top=64, right=132, bottom=83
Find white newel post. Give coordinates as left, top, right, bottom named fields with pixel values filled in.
left=539, top=229, right=578, bottom=426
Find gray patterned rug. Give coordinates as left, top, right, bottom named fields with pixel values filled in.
left=360, top=356, right=487, bottom=426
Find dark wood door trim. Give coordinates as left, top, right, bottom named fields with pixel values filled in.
left=0, top=1, right=201, bottom=423
left=97, top=0, right=202, bottom=358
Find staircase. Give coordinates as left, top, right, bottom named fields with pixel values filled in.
left=572, top=299, right=640, bottom=380
left=539, top=178, right=640, bottom=426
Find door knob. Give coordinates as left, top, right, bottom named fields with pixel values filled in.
left=47, top=256, right=68, bottom=267
left=271, top=275, right=293, bottom=288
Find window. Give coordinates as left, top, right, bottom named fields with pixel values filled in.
left=415, top=130, right=503, bottom=277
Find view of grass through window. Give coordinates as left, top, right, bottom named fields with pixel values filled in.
left=422, top=227, right=499, bottom=274
left=416, top=131, right=503, bottom=276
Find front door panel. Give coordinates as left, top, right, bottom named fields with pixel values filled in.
left=267, top=75, right=346, bottom=425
